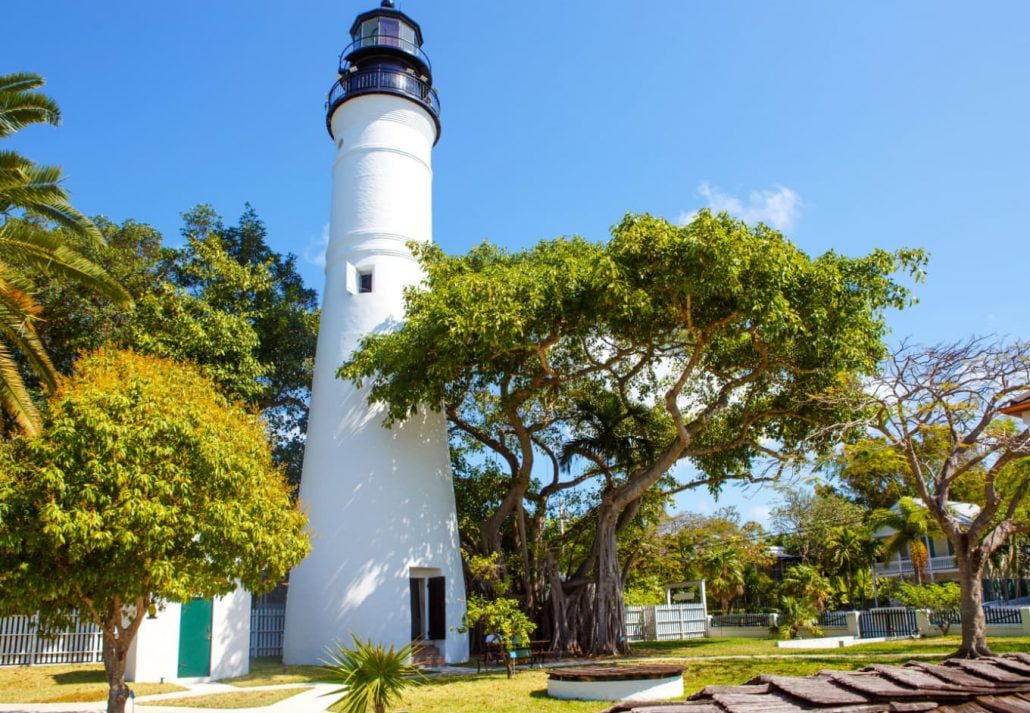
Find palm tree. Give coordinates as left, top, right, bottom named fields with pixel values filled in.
left=701, top=546, right=746, bottom=613
left=0, top=72, right=131, bottom=433
left=559, top=391, right=657, bottom=480
left=825, top=526, right=880, bottom=607
left=779, top=563, right=833, bottom=611
left=871, top=497, right=941, bottom=585
left=323, top=637, right=424, bottom=713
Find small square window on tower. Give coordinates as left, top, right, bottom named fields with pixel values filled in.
left=358, top=270, right=373, bottom=293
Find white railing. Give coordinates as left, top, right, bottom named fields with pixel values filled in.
left=875, top=555, right=957, bottom=576
left=625, top=604, right=706, bottom=642
left=0, top=615, right=103, bottom=666
left=930, top=556, right=957, bottom=571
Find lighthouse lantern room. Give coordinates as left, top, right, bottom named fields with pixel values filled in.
left=283, top=1, right=467, bottom=665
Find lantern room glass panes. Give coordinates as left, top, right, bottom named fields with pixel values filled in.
left=380, top=18, right=400, bottom=47
left=355, top=16, right=418, bottom=53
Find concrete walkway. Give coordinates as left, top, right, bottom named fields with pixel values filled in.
left=0, top=682, right=340, bottom=713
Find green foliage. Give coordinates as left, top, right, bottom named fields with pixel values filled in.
left=893, top=582, right=961, bottom=635
left=771, top=489, right=866, bottom=565
left=33, top=206, right=319, bottom=484
left=830, top=438, right=912, bottom=511
left=823, top=525, right=881, bottom=607
left=177, top=205, right=319, bottom=482
left=461, top=552, right=535, bottom=676
left=624, top=508, right=772, bottom=613
left=772, top=597, right=824, bottom=640
left=0, top=349, right=310, bottom=710
left=323, top=636, right=423, bottom=713
left=623, top=580, right=665, bottom=606
left=0, top=73, right=130, bottom=433
left=701, top=547, right=746, bottom=613
left=778, top=563, right=833, bottom=612
left=461, top=595, right=536, bottom=678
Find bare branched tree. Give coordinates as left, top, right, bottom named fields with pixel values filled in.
left=845, top=337, right=1030, bottom=658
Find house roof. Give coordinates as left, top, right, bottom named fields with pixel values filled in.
left=601, top=654, right=1030, bottom=713
left=1000, top=391, right=1030, bottom=416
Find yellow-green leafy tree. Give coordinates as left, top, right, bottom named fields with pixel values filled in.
left=0, top=349, right=310, bottom=713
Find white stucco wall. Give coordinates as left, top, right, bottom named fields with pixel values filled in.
left=211, top=588, right=251, bottom=679
left=126, top=589, right=250, bottom=683
left=284, top=93, right=468, bottom=665
left=126, top=602, right=181, bottom=683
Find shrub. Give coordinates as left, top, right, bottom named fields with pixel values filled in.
left=323, top=636, right=423, bottom=713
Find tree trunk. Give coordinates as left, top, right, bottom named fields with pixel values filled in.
left=103, top=635, right=131, bottom=713
left=590, top=505, right=629, bottom=656
left=547, top=552, right=581, bottom=656
left=953, top=546, right=993, bottom=658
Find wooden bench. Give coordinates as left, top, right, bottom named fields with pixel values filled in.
left=476, top=640, right=553, bottom=672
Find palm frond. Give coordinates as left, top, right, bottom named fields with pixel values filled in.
left=0, top=72, right=60, bottom=138
left=0, top=339, right=42, bottom=435
left=322, top=636, right=423, bottom=713
left=0, top=163, right=103, bottom=245
left=0, top=150, right=32, bottom=171
left=0, top=73, right=47, bottom=95
left=0, top=221, right=133, bottom=306
left=0, top=164, right=68, bottom=206
left=0, top=269, right=57, bottom=390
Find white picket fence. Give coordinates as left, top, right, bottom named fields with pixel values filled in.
left=625, top=604, right=707, bottom=642
left=0, top=615, right=103, bottom=666
left=250, top=604, right=285, bottom=658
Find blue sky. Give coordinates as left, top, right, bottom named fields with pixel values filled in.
left=4, top=1, right=1028, bottom=526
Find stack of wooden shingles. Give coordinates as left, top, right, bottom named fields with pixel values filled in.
left=601, top=654, right=1030, bottom=713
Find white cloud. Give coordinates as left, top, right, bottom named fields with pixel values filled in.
left=304, top=224, right=330, bottom=267
left=679, top=182, right=801, bottom=232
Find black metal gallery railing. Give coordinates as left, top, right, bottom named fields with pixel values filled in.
left=932, top=606, right=1023, bottom=627
left=709, top=613, right=772, bottom=628
left=858, top=607, right=918, bottom=639
left=326, top=69, right=440, bottom=121
left=818, top=610, right=849, bottom=628
left=341, top=35, right=431, bottom=71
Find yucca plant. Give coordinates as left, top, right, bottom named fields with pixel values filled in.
left=323, top=636, right=424, bottom=713
left=0, top=72, right=131, bottom=433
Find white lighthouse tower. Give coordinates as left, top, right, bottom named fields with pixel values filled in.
left=284, top=1, right=467, bottom=665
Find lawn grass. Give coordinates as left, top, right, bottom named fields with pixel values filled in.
left=223, top=656, right=332, bottom=687
left=628, top=637, right=777, bottom=658
left=140, top=686, right=312, bottom=709
left=10, top=636, right=1026, bottom=709
left=0, top=663, right=184, bottom=704
left=357, top=654, right=959, bottom=713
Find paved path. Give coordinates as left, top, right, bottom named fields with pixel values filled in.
left=0, top=682, right=339, bottom=713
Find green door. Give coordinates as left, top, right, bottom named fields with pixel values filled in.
left=177, top=598, right=212, bottom=677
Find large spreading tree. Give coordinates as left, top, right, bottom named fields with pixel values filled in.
left=343, top=210, right=923, bottom=654
left=0, top=349, right=310, bottom=713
